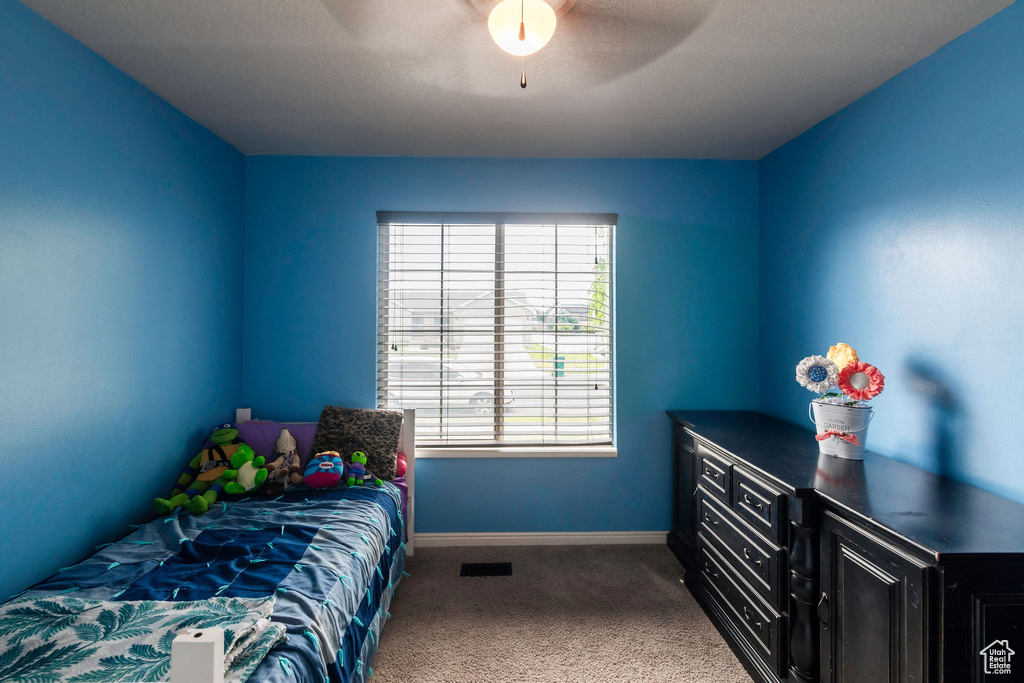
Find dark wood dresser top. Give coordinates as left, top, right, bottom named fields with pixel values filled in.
left=668, top=410, right=1024, bottom=560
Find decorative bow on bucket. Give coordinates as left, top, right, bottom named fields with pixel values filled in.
left=815, top=430, right=860, bottom=446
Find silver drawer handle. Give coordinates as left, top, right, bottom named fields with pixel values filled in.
left=742, top=606, right=764, bottom=630
left=743, top=493, right=764, bottom=511
left=704, top=562, right=719, bottom=581
left=704, top=512, right=719, bottom=528
left=704, top=467, right=720, bottom=480
left=743, top=547, right=763, bottom=568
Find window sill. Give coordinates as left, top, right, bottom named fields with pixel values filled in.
left=415, top=446, right=618, bottom=459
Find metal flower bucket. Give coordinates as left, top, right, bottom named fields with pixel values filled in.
left=809, top=401, right=873, bottom=460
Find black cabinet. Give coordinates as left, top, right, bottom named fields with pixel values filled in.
left=819, top=511, right=930, bottom=683
left=668, top=422, right=698, bottom=567
left=668, top=410, right=1024, bottom=683
left=682, top=429, right=795, bottom=681
left=942, top=558, right=1024, bottom=680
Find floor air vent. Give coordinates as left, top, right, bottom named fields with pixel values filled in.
left=460, top=562, right=512, bottom=577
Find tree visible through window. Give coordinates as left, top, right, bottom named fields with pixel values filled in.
left=377, top=213, right=614, bottom=448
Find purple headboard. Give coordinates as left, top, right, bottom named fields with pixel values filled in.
left=206, top=422, right=318, bottom=467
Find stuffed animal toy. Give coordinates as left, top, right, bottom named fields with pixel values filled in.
left=305, top=451, right=345, bottom=489
left=155, top=424, right=257, bottom=515
left=263, top=428, right=303, bottom=496
left=346, top=451, right=383, bottom=487
left=395, top=452, right=408, bottom=478
left=221, top=444, right=268, bottom=496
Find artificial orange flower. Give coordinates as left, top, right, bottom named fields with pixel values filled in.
left=827, top=343, right=859, bottom=370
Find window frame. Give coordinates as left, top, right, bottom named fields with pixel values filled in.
left=377, top=211, right=617, bottom=459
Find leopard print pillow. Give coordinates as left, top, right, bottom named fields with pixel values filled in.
left=310, top=407, right=404, bottom=481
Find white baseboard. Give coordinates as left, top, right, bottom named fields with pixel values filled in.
left=414, top=531, right=669, bottom=547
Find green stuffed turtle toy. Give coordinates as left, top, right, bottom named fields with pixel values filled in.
left=155, top=424, right=268, bottom=515
left=221, top=445, right=269, bottom=497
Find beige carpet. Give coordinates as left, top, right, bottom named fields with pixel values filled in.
left=372, top=545, right=752, bottom=682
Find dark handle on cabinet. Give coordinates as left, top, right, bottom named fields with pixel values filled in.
left=704, top=467, right=720, bottom=481
left=742, top=547, right=763, bottom=567
left=704, top=562, right=719, bottom=581
left=703, top=512, right=719, bottom=528
left=742, top=493, right=764, bottom=510
left=817, top=592, right=830, bottom=630
left=742, top=606, right=763, bottom=631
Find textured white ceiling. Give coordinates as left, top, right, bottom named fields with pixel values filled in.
left=21, top=0, right=1013, bottom=159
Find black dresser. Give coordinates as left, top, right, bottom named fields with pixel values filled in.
left=668, top=410, right=1024, bottom=683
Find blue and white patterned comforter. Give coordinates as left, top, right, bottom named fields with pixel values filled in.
left=13, top=484, right=407, bottom=683
left=0, top=595, right=285, bottom=682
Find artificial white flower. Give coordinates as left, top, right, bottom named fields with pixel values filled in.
left=795, top=355, right=840, bottom=393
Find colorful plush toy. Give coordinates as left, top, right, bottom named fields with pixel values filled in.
left=155, top=424, right=259, bottom=515
left=264, top=428, right=303, bottom=496
left=346, top=451, right=383, bottom=487
left=221, top=444, right=268, bottom=497
left=305, top=451, right=345, bottom=489
left=395, top=452, right=408, bottom=478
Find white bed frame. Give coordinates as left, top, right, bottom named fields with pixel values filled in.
left=235, top=407, right=415, bottom=556
left=397, top=408, right=415, bottom=556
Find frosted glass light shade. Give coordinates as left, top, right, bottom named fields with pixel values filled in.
left=488, top=0, right=557, bottom=57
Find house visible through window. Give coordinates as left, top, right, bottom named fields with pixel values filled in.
left=377, top=212, right=615, bottom=448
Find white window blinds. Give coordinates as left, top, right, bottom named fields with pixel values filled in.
left=377, top=212, right=615, bottom=448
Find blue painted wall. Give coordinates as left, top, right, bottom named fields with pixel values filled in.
left=759, top=2, right=1024, bottom=501
left=244, top=157, right=759, bottom=533
left=13, top=0, right=1019, bottom=597
left=0, top=1, right=244, bottom=598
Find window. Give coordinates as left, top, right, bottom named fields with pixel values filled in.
left=377, top=212, right=614, bottom=451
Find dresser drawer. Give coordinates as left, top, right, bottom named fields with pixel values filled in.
left=699, top=540, right=784, bottom=674
left=731, top=466, right=785, bottom=543
left=697, top=443, right=732, bottom=504
left=698, top=492, right=784, bottom=609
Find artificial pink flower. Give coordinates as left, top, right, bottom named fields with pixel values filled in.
left=838, top=362, right=885, bottom=401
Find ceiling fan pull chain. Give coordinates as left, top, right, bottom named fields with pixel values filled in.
left=489, top=0, right=554, bottom=88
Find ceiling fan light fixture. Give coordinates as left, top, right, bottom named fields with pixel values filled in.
left=488, top=0, right=557, bottom=57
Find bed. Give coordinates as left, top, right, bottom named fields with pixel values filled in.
left=0, top=409, right=416, bottom=683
